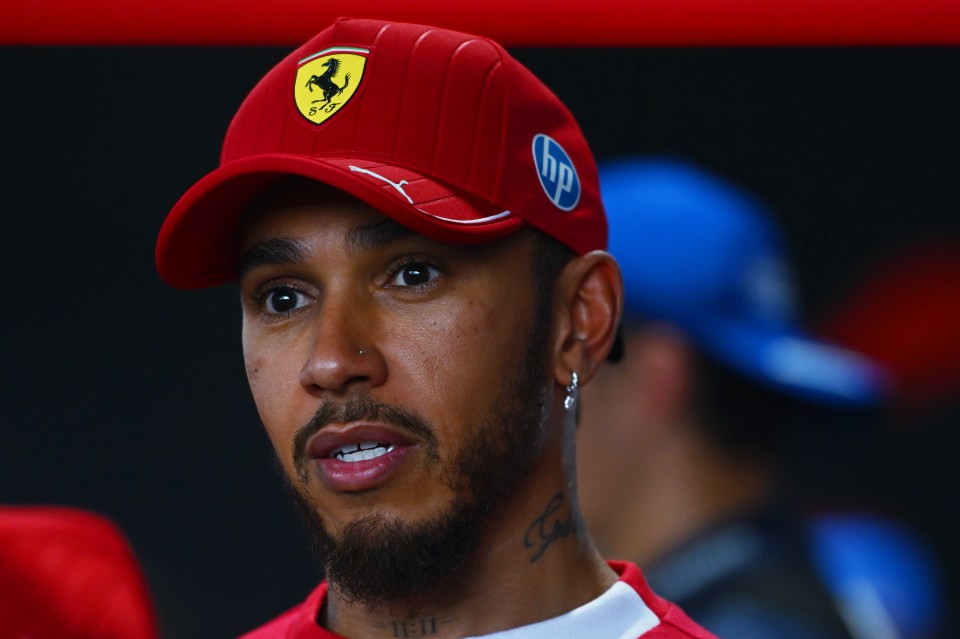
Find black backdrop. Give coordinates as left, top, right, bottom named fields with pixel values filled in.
left=1, top=46, right=958, bottom=637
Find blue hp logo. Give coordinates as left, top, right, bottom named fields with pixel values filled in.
left=532, top=134, right=580, bottom=211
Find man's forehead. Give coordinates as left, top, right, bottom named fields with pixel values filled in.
left=240, top=178, right=416, bottom=245
left=236, top=183, right=433, bottom=278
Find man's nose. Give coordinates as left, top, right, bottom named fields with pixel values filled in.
left=298, top=294, right=387, bottom=397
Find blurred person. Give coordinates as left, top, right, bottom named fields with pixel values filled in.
left=820, top=240, right=960, bottom=412
left=156, top=19, right=716, bottom=639
left=816, top=240, right=960, bottom=639
left=577, top=157, right=889, bottom=639
left=0, top=506, right=157, bottom=639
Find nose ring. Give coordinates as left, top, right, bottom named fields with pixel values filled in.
left=358, top=349, right=366, bottom=356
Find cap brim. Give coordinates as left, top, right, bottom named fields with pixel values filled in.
left=156, top=154, right=523, bottom=289
left=688, top=315, right=890, bottom=407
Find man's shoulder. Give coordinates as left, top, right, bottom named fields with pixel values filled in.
left=612, top=561, right=717, bottom=639
left=238, top=607, right=300, bottom=639
left=641, top=604, right=719, bottom=639
left=237, top=582, right=332, bottom=639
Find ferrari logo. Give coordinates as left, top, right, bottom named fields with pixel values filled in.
left=294, top=47, right=368, bottom=125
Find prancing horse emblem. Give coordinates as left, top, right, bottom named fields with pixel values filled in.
left=293, top=48, right=368, bottom=125
left=304, top=58, right=351, bottom=105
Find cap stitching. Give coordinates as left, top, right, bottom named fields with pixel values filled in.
left=492, top=51, right=510, bottom=208
left=389, top=29, right=422, bottom=159
left=466, top=55, right=503, bottom=201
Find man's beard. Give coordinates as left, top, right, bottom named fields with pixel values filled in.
left=284, top=311, right=552, bottom=609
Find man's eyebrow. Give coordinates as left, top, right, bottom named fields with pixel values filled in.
left=237, top=218, right=415, bottom=278
left=346, top=217, right=414, bottom=252
left=237, top=237, right=310, bottom=280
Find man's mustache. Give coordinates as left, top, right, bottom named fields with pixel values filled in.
left=292, top=394, right=439, bottom=484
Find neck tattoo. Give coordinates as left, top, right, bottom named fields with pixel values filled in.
left=524, top=492, right=577, bottom=562
left=389, top=617, right=441, bottom=637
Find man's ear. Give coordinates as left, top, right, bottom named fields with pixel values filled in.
left=552, top=250, right=624, bottom=387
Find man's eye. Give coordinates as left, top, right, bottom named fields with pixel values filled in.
left=389, top=262, right=439, bottom=288
left=264, top=286, right=308, bottom=314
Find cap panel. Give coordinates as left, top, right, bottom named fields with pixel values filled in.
left=394, top=31, right=455, bottom=169
left=349, top=25, right=414, bottom=161
left=437, top=42, right=505, bottom=195
left=499, top=57, right=606, bottom=253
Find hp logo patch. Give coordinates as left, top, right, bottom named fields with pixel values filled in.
left=532, top=134, right=581, bottom=211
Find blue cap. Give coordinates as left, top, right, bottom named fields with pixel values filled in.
left=602, top=157, right=888, bottom=406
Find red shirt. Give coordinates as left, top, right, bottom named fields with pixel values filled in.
left=239, top=561, right=715, bottom=639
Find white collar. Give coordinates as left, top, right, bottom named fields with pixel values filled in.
left=464, top=580, right=660, bottom=639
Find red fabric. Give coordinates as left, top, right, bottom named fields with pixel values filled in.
left=239, top=561, right=715, bottom=638
left=0, top=506, right=157, bottom=639
left=4, top=0, right=960, bottom=45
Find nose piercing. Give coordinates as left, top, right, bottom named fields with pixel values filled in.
left=358, top=349, right=366, bottom=356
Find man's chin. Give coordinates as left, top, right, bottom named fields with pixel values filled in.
left=316, top=503, right=485, bottom=609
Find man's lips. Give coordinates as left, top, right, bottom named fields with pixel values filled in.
left=306, top=423, right=417, bottom=492
left=307, top=423, right=416, bottom=459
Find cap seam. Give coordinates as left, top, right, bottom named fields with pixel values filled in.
left=468, top=55, right=504, bottom=196
left=492, top=49, right=510, bottom=208
left=388, top=27, right=419, bottom=159
left=431, top=39, right=461, bottom=171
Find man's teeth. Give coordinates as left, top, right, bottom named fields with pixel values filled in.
left=331, top=441, right=395, bottom=462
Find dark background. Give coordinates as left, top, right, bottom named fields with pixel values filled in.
left=1, top=46, right=957, bottom=637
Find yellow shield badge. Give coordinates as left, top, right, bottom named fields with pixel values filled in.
left=294, top=47, right=369, bottom=125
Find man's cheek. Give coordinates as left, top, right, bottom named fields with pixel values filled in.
left=243, top=353, right=273, bottom=413
left=243, top=352, right=263, bottom=384
left=242, top=356, right=294, bottom=451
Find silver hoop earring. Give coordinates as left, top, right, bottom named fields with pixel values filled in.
left=564, top=372, right=579, bottom=411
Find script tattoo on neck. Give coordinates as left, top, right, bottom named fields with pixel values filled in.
left=524, top=492, right=576, bottom=562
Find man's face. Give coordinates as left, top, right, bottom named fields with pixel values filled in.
left=237, top=181, right=554, bottom=603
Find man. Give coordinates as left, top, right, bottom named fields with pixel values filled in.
left=577, top=157, right=888, bottom=639
left=156, top=18, right=714, bottom=639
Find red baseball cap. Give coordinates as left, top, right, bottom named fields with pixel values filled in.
left=0, top=507, right=157, bottom=639
left=156, top=17, right=606, bottom=289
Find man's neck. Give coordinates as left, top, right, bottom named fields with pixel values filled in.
left=322, top=481, right=618, bottom=639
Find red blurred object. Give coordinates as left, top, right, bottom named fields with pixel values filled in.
left=2, top=0, right=960, bottom=46
left=820, top=242, right=960, bottom=409
left=0, top=507, right=157, bottom=639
